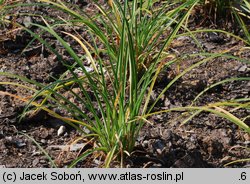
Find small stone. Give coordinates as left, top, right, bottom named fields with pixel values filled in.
left=4, top=16, right=11, bottom=20
left=39, top=160, right=46, bottom=164
left=142, top=140, right=149, bottom=148
left=57, top=126, right=66, bottom=136
left=93, top=159, right=101, bottom=165
left=23, top=16, right=32, bottom=28
left=238, top=65, right=248, bottom=72
left=5, top=136, right=12, bottom=142
left=156, top=148, right=162, bottom=155
left=40, top=139, right=46, bottom=144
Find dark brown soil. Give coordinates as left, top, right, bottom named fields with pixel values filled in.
left=0, top=0, right=249, bottom=168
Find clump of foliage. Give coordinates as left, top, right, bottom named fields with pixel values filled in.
left=233, top=0, right=250, bottom=42
left=203, top=0, right=235, bottom=18
left=179, top=0, right=238, bottom=25
left=0, top=0, right=249, bottom=167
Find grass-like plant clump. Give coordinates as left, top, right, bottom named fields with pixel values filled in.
left=0, top=0, right=249, bottom=167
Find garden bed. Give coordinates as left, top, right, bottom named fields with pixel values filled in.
left=0, top=0, right=249, bottom=168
